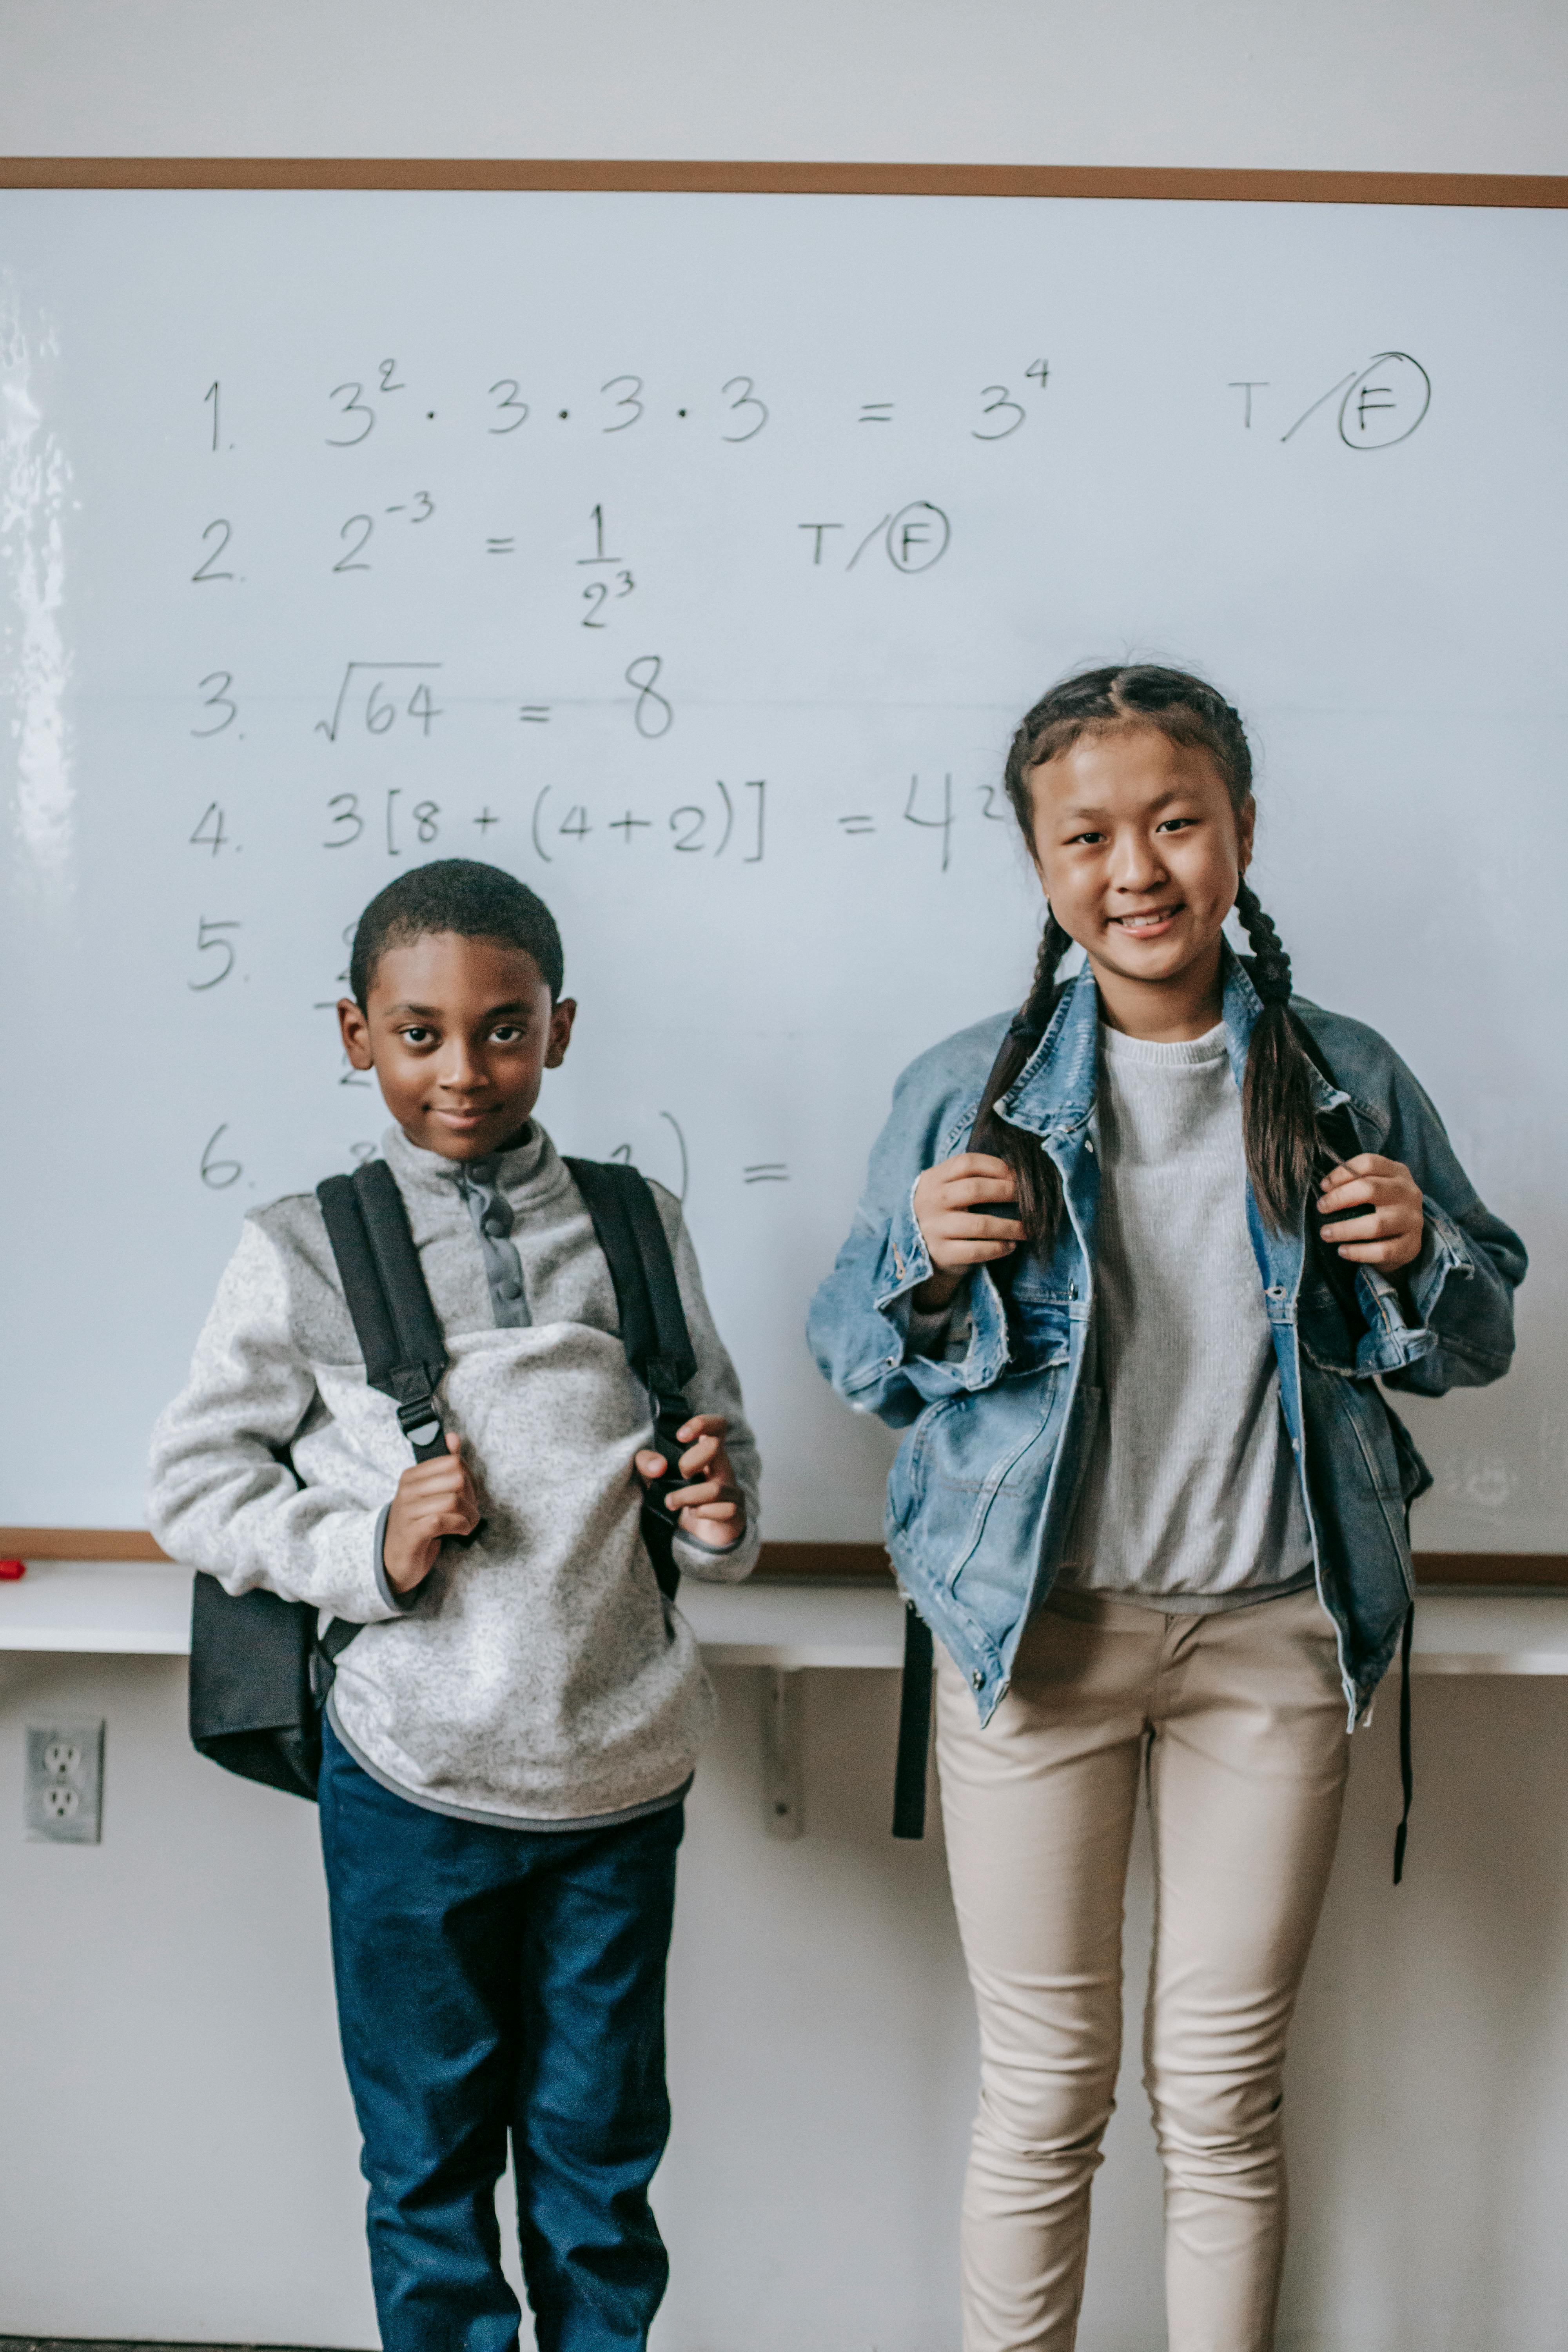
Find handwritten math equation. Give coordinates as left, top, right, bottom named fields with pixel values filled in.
left=184, top=768, right=1007, bottom=888
left=175, top=340, right=1429, bottom=1196
left=203, top=361, right=1053, bottom=457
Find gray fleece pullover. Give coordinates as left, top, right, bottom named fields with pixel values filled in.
left=147, top=1122, right=761, bottom=1827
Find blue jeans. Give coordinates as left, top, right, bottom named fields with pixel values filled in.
left=318, top=1717, right=684, bottom=2352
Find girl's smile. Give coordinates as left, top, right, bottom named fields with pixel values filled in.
left=1109, top=904, right=1181, bottom=936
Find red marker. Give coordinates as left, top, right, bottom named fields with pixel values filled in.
left=0, top=1560, right=26, bottom=1582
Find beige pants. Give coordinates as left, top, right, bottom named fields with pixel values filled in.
left=936, top=1586, right=1350, bottom=2352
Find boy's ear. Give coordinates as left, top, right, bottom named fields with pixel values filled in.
left=544, top=997, right=577, bottom=1070
left=338, top=998, right=375, bottom=1071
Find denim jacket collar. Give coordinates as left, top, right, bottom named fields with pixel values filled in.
left=996, top=941, right=1353, bottom=1138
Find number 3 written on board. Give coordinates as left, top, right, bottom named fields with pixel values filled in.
left=192, top=671, right=238, bottom=737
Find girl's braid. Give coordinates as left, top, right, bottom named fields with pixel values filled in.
left=969, top=911, right=1074, bottom=1252
left=1233, top=878, right=1293, bottom=1006
left=1008, top=907, right=1073, bottom=1044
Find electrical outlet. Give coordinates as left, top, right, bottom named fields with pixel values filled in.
left=25, top=1720, right=105, bottom=1844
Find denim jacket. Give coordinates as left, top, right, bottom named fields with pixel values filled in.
left=808, top=952, right=1525, bottom=1721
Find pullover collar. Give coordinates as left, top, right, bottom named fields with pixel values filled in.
left=378, top=1118, right=569, bottom=1214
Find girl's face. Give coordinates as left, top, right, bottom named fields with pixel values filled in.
left=1026, top=724, right=1254, bottom=1005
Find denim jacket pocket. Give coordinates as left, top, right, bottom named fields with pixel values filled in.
left=1002, top=1269, right=1075, bottom=1378
left=886, top=1393, right=961, bottom=1536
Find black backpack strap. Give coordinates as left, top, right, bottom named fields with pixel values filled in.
left=352, top=1158, right=450, bottom=1455
left=566, top=1158, right=659, bottom=1361
left=316, top=1173, right=401, bottom=1385
left=1293, top=1011, right=1421, bottom=1880
left=892, top=1602, right=935, bottom=1837
left=314, top=1160, right=477, bottom=1680
left=317, top=1169, right=446, bottom=1460
left=1393, top=1598, right=1416, bottom=1885
left=619, top=1173, right=698, bottom=1390
left=564, top=1158, right=696, bottom=1601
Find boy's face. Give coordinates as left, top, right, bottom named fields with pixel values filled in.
left=338, top=931, right=576, bottom=1161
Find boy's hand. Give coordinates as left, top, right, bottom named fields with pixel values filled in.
left=635, top=1415, right=746, bottom=1552
left=911, top=1152, right=1021, bottom=1310
left=383, top=1433, right=480, bottom=1595
left=1318, top=1155, right=1425, bottom=1272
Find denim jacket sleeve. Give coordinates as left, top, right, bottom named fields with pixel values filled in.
left=807, top=1032, right=1013, bottom=1426
left=1301, top=1007, right=1526, bottom=1396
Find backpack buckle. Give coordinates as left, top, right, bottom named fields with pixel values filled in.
left=396, top=1393, right=444, bottom=1455
left=639, top=1381, right=690, bottom=1523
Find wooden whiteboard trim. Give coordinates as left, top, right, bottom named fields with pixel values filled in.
left=0, top=160, right=1566, bottom=207
left=2, top=1530, right=1564, bottom=1589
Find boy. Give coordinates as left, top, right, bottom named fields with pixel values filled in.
left=149, top=859, right=760, bottom=2352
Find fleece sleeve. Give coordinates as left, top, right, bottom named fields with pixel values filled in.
left=145, top=1218, right=407, bottom=1623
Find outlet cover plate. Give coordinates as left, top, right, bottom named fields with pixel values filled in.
left=25, top=1720, right=105, bottom=1843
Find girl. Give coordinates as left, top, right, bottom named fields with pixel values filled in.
left=808, top=666, right=1524, bottom=2352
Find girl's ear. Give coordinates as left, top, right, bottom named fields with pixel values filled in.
left=1236, top=792, right=1258, bottom=875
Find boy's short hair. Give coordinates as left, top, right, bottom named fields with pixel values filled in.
left=349, top=861, right=565, bottom=1008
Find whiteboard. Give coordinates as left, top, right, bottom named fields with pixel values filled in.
left=0, top=188, right=1563, bottom=1551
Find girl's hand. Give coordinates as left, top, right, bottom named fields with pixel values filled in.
left=383, top=1433, right=481, bottom=1594
left=1318, top=1155, right=1425, bottom=1271
left=635, top=1414, right=746, bottom=1551
left=911, top=1153, right=1021, bottom=1309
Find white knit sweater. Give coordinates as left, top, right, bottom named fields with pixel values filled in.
left=1056, top=1023, right=1314, bottom=1609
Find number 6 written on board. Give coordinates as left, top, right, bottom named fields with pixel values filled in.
left=200, top=1124, right=243, bottom=1189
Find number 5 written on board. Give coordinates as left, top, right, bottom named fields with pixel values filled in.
left=189, top=919, right=240, bottom=990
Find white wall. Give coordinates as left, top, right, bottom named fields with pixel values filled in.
left=2, top=5, right=1566, bottom=2348
left=0, top=0, right=1566, bottom=173
left=4, top=1654, right=1568, bottom=2352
